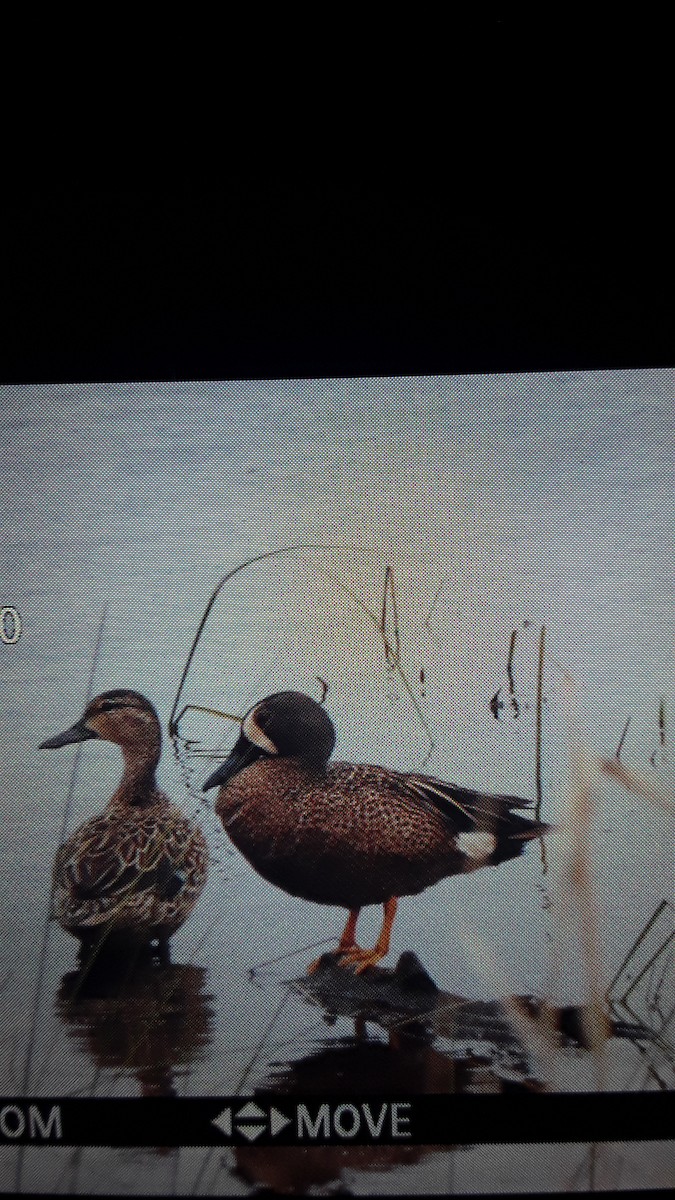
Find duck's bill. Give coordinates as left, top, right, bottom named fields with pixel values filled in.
left=39, top=721, right=98, bottom=749
left=201, top=753, right=243, bottom=792
left=202, top=737, right=265, bottom=791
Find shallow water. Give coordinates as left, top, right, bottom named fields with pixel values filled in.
left=0, top=370, right=673, bottom=1194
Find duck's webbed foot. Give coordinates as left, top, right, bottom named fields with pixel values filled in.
left=307, top=907, right=361, bottom=974
left=337, top=944, right=389, bottom=974
left=337, top=896, right=398, bottom=974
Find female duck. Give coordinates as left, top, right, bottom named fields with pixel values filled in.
left=204, top=690, right=548, bottom=972
left=41, top=690, right=208, bottom=961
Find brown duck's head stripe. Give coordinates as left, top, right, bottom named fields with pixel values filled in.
left=92, top=690, right=157, bottom=714
left=40, top=691, right=161, bottom=751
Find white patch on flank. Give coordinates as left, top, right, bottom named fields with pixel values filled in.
left=456, top=831, right=497, bottom=860
left=243, top=711, right=279, bottom=755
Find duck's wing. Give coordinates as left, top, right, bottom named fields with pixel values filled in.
left=53, top=808, right=205, bottom=926
left=399, top=770, right=539, bottom=837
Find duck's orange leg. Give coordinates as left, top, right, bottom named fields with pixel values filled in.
left=338, top=908, right=360, bottom=952
left=339, top=897, right=398, bottom=974
left=307, top=908, right=361, bottom=973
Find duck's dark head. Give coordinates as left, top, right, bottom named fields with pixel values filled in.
left=203, top=690, right=336, bottom=792
left=40, top=690, right=161, bottom=760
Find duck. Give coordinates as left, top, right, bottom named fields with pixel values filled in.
left=203, top=690, right=549, bottom=973
left=40, top=690, right=208, bottom=962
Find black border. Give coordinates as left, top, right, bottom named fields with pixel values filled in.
left=1, top=187, right=671, bottom=386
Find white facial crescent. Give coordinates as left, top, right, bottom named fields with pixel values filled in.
left=243, top=710, right=278, bottom=755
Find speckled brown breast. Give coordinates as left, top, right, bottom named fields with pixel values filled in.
left=215, top=759, right=466, bottom=907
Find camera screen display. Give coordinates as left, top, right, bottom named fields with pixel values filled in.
left=1, top=370, right=672, bottom=1195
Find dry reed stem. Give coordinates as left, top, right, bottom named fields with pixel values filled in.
left=615, top=716, right=631, bottom=760
left=551, top=676, right=611, bottom=1088
left=499, top=996, right=561, bottom=1084
left=170, top=547, right=437, bottom=762
left=598, top=757, right=675, bottom=813
left=506, top=628, right=519, bottom=716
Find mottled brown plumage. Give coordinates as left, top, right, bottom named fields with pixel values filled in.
left=41, top=690, right=208, bottom=958
left=203, top=691, right=548, bottom=971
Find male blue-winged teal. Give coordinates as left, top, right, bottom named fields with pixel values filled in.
left=40, top=690, right=208, bottom=961
left=203, top=691, right=549, bottom=972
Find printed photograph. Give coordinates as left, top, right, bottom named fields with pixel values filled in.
left=0, top=369, right=673, bottom=1194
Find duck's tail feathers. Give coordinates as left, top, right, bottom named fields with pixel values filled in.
left=509, top=821, right=555, bottom=840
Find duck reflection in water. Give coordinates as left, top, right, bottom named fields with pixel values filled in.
left=232, top=951, right=644, bottom=1194
left=56, top=956, right=215, bottom=1100
left=232, top=1038, right=459, bottom=1197
left=232, top=962, right=524, bottom=1197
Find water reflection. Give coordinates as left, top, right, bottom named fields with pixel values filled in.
left=230, top=954, right=539, bottom=1195
left=55, top=954, right=215, bottom=1098
left=280, top=951, right=544, bottom=1081
left=283, top=951, right=650, bottom=1081
left=50, top=948, right=657, bottom=1194
left=232, top=1035, right=467, bottom=1196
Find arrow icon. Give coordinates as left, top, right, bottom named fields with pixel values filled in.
left=212, top=1101, right=292, bottom=1142
left=235, top=1101, right=266, bottom=1121
left=234, top=1101, right=269, bottom=1142
left=212, top=1107, right=232, bottom=1137
left=270, top=1106, right=292, bottom=1137
left=238, top=1123, right=266, bottom=1142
